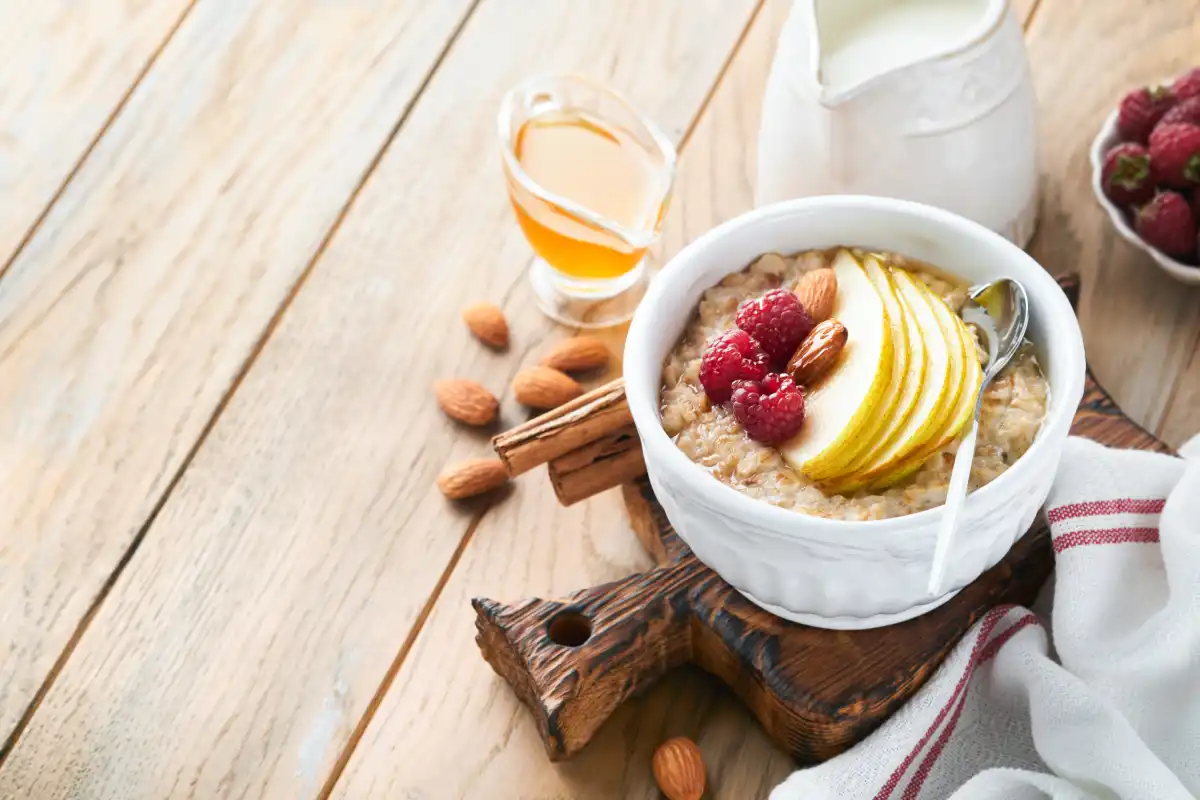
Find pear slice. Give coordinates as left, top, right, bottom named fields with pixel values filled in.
left=922, top=282, right=968, bottom=435
left=822, top=269, right=951, bottom=493
left=870, top=312, right=984, bottom=490
left=779, top=250, right=892, bottom=479
left=825, top=256, right=917, bottom=480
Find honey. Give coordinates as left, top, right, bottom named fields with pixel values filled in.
left=506, top=109, right=670, bottom=282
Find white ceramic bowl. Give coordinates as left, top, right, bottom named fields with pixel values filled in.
left=1090, top=108, right=1200, bottom=286
left=624, top=196, right=1086, bottom=629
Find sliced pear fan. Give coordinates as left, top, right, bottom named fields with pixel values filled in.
left=779, top=250, right=892, bottom=480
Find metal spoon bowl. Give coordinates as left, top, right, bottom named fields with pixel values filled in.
left=927, top=278, right=1030, bottom=596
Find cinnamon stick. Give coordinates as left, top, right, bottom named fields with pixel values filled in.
left=493, top=378, right=630, bottom=476
left=548, top=424, right=646, bottom=506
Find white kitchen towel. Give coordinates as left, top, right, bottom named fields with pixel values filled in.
left=771, top=437, right=1200, bottom=800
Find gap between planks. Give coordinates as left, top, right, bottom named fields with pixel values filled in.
left=311, top=0, right=769, bottom=792
left=0, top=0, right=484, bottom=772
left=0, top=0, right=200, bottom=289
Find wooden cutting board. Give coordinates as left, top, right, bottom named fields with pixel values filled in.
left=473, top=275, right=1174, bottom=763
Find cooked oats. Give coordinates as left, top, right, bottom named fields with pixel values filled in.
left=659, top=249, right=1049, bottom=521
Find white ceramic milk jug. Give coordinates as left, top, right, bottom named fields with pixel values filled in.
left=756, top=0, right=1039, bottom=247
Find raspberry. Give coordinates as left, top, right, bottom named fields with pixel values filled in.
left=731, top=373, right=806, bottom=445
left=1149, top=123, right=1200, bottom=187
left=1174, top=68, right=1200, bottom=102
left=735, top=288, right=813, bottom=366
left=1118, top=84, right=1177, bottom=143
left=1101, top=143, right=1155, bottom=207
left=1159, top=96, right=1200, bottom=128
left=1135, top=191, right=1197, bottom=258
left=699, top=329, right=769, bottom=404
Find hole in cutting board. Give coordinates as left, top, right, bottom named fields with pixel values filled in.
left=547, top=610, right=592, bottom=647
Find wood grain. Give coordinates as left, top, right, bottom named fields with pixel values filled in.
left=0, top=0, right=193, bottom=270
left=330, top=2, right=795, bottom=797
left=0, top=0, right=475, bottom=765
left=1024, top=0, right=1200, bottom=438
left=1157, top=340, right=1200, bottom=448
left=0, top=1, right=758, bottom=797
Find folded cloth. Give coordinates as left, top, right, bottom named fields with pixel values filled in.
left=771, top=437, right=1200, bottom=800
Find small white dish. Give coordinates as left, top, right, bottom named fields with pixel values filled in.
left=1089, top=108, right=1200, bottom=286
left=624, top=195, right=1086, bottom=630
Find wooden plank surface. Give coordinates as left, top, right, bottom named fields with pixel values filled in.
left=1025, top=0, right=1200, bottom=444
left=0, top=0, right=193, bottom=270
left=1159, top=345, right=1200, bottom=447
left=0, top=1, right=757, bottom=797
left=330, top=2, right=795, bottom=797
left=0, top=0, right=474, bottom=759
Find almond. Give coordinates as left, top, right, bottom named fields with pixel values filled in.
left=436, top=458, right=509, bottom=500
left=787, top=319, right=848, bottom=386
left=541, top=336, right=610, bottom=373
left=462, top=302, right=509, bottom=348
left=512, top=366, right=583, bottom=410
left=434, top=379, right=499, bottom=426
left=652, top=737, right=706, bottom=800
left=794, top=267, right=837, bottom=322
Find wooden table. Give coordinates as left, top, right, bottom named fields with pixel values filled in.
left=0, top=1, right=1196, bottom=797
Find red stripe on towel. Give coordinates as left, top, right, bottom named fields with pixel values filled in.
left=1052, top=526, right=1160, bottom=553
left=872, top=607, right=1010, bottom=800
left=1047, top=498, right=1165, bottom=523
left=902, top=613, right=1042, bottom=800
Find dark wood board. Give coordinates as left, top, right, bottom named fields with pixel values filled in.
left=473, top=274, right=1174, bottom=763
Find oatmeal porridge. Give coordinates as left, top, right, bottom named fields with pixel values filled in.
left=659, top=248, right=1049, bottom=521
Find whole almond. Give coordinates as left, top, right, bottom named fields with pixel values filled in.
left=512, top=366, right=583, bottom=410
left=787, top=319, right=848, bottom=386
left=462, top=302, right=509, bottom=348
left=794, top=268, right=838, bottom=322
left=437, top=458, right=509, bottom=500
left=434, top=379, right=499, bottom=426
left=541, top=336, right=610, bottom=373
left=652, top=737, right=706, bottom=800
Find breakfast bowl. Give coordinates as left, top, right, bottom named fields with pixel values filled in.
left=623, top=196, right=1085, bottom=629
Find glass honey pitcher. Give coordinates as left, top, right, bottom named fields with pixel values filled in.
left=499, top=75, right=676, bottom=327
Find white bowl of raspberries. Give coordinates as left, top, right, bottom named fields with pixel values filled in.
left=1092, top=67, right=1200, bottom=285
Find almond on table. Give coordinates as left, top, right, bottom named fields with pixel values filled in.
left=541, top=336, right=610, bottom=373
left=436, top=458, right=510, bottom=500
left=512, top=366, right=583, bottom=409
left=434, top=379, right=499, bottom=426
left=462, top=301, right=509, bottom=348
left=651, top=737, right=706, bottom=800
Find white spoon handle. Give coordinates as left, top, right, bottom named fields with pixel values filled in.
left=928, top=419, right=979, bottom=596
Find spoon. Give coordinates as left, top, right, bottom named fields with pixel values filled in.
left=927, top=278, right=1030, bottom=596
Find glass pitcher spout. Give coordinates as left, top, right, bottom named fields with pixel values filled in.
left=801, top=0, right=1007, bottom=106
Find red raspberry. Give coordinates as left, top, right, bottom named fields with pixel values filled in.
left=1149, top=123, right=1200, bottom=187
left=1118, top=84, right=1177, bottom=143
left=1173, top=67, right=1200, bottom=102
left=1101, top=143, right=1155, bottom=207
left=731, top=373, right=806, bottom=445
left=1159, top=97, right=1200, bottom=128
left=735, top=289, right=813, bottom=366
left=1135, top=191, right=1197, bottom=258
left=699, top=329, right=770, bottom=404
